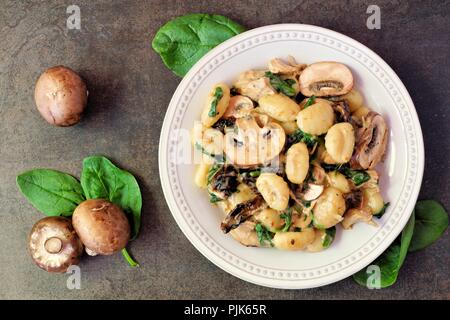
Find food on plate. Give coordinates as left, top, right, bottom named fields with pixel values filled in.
left=28, top=216, right=83, bottom=273
left=72, top=199, right=131, bottom=256
left=192, top=57, right=389, bottom=251
left=34, top=65, right=88, bottom=126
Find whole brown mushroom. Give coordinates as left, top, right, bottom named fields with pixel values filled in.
left=72, top=199, right=130, bottom=256
left=28, top=216, right=83, bottom=273
left=34, top=65, right=88, bottom=126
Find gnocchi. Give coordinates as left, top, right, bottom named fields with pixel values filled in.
left=296, top=100, right=335, bottom=135
left=193, top=57, right=389, bottom=252
left=285, top=142, right=309, bottom=184
left=325, top=122, right=355, bottom=163
left=258, top=93, right=300, bottom=122
left=256, top=173, right=289, bottom=211
left=201, top=83, right=230, bottom=127
left=273, top=228, right=315, bottom=250
left=313, top=187, right=346, bottom=229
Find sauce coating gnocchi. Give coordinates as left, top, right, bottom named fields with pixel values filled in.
left=193, top=57, right=389, bottom=252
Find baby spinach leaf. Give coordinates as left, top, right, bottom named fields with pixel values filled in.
left=17, top=169, right=85, bottom=216
left=353, top=213, right=415, bottom=288
left=255, top=223, right=273, bottom=246
left=303, top=95, right=316, bottom=109
left=208, top=87, right=223, bottom=117
left=265, top=71, right=296, bottom=97
left=409, top=200, right=448, bottom=252
left=152, top=14, right=246, bottom=77
left=287, top=129, right=318, bottom=148
left=323, top=227, right=336, bottom=248
left=208, top=192, right=223, bottom=203
left=280, top=209, right=292, bottom=232
left=81, top=156, right=142, bottom=240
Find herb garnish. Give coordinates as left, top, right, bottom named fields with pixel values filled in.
left=265, top=71, right=296, bottom=97
left=208, top=86, right=224, bottom=117
left=255, top=223, right=273, bottom=246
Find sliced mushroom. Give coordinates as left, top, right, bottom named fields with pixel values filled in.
left=229, top=220, right=260, bottom=247
left=311, top=163, right=327, bottom=184
left=344, top=189, right=363, bottom=209
left=224, top=115, right=286, bottom=166
left=341, top=208, right=377, bottom=229
left=208, top=165, right=239, bottom=199
left=221, top=197, right=266, bottom=233
left=299, top=62, right=353, bottom=97
left=28, top=217, right=83, bottom=273
left=268, top=57, right=306, bottom=75
left=350, top=112, right=388, bottom=169
left=302, top=183, right=324, bottom=201
left=233, top=70, right=276, bottom=101
left=223, top=95, right=254, bottom=118
left=331, top=100, right=351, bottom=122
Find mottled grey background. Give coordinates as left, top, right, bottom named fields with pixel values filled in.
left=0, top=0, right=448, bottom=300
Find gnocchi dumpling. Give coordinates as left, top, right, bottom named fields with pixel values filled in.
left=313, top=187, right=346, bottom=229
left=256, top=208, right=284, bottom=232
left=296, top=100, right=335, bottom=135
left=363, top=188, right=385, bottom=215
left=327, top=171, right=351, bottom=193
left=273, top=228, right=315, bottom=250
left=194, top=162, right=212, bottom=188
left=256, top=173, right=289, bottom=211
left=201, top=83, right=230, bottom=127
left=325, top=122, right=355, bottom=163
left=258, top=93, right=300, bottom=122
left=305, top=228, right=336, bottom=252
left=341, top=89, right=363, bottom=112
left=286, top=142, right=309, bottom=184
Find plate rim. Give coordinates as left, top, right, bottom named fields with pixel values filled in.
left=158, top=23, right=425, bottom=289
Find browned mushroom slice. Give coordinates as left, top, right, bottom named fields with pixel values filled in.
left=344, top=189, right=363, bottom=209
left=221, top=197, right=266, bottom=233
left=331, top=100, right=351, bottom=122
left=224, top=115, right=286, bottom=166
left=341, top=208, right=377, bottom=229
left=229, top=220, right=260, bottom=247
left=233, top=70, right=276, bottom=101
left=223, top=95, right=254, bottom=119
left=28, top=216, right=83, bottom=273
left=300, top=62, right=353, bottom=97
left=350, top=112, right=388, bottom=169
left=268, top=57, right=306, bottom=75
left=302, top=183, right=325, bottom=201
left=311, top=163, right=327, bottom=184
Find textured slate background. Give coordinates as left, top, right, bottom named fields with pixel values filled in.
left=0, top=0, right=448, bottom=299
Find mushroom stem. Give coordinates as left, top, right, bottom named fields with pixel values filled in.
left=121, top=248, right=139, bottom=267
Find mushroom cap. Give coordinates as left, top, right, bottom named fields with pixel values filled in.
left=224, top=115, right=286, bottom=166
left=350, top=112, right=388, bottom=169
left=34, top=65, right=88, bottom=127
left=299, top=62, right=353, bottom=97
left=28, top=216, right=83, bottom=273
left=72, top=199, right=130, bottom=255
left=223, top=95, right=254, bottom=118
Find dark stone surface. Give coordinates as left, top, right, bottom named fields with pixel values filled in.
left=0, top=0, right=448, bottom=299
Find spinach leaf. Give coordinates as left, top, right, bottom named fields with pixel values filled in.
left=152, top=14, right=246, bottom=77
left=280, top=209, right=292, bottom=232
left=195, top=142, right=225, bottom=162
left=207, top=163, right=223, bottom=185
left=208, top=87, right=223, bottom=117
left=249, top=169, right=261, bottom=177
left=322, top=164, right=370, bottom=187
left=265, top=71, right=296, bottom=97
left=323, top=227, right=336, bottom=248
left=287, top=129, right=318, bottom=148
left=255, top=223, right=273, bottom=246
left=208, top=192, right=223, bottom=203
left=17, top=169, right=85, bottom=216
left=81, top=156, right=142, bottom=240
left=409, top=200, right=448, bottom=252
left=353, top=212, right=415, bottom=288
left=303, top=95, right=316, bottom=109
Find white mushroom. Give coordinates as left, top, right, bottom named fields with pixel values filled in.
left=268, top=57, right=306, bottom=75
left=302, top=183, right=325, bottom=201
left=233, top=70, right=276, bottom=101
left=299, top=62, right=353, bottom=97
left=341, top=208, right=377, bottom=229
left=224, top=115, right=285, bottom=166
left=229, top=220, right=260, bottom=247
left=223, top=95, right=254, bottom=118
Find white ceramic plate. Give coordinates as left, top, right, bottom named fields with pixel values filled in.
left=159, top=24, right=424, bottom=289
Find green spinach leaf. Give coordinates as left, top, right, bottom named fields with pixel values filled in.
left=280, top=209, right=292, bottom=232
left=81, top=156, right=142, bottom=240
left=152, top=14, right=246, bottom=77
left=265, top=71, right=296, bottom=97
left=353, top=213, right=415, bottom=288
left=409, top=200, right=448, bottom=252
left=17, top=169, right=85, bottom=216
left=208, top=192, right=223, bottom=203
left=323, top=227, right=336, bottom=248
left=208, top=87, right=223, bottom=117
left=303, top=95, right=316, bottom=109
left=374, top=202, right=390, bottom=217
left=287, top=129, right=318, bottom=148
left=255, top=223, right=273, bottom=246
